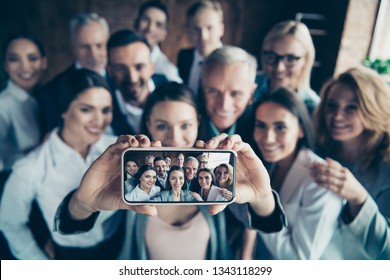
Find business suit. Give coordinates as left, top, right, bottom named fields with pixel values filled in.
left=155, top=175, right=167, bottom=190
left=110, top=74, right=168, bottom=136
left=258, top=148, right=343, bottom=259
left=36, top=65, right=77, bottom=136
left=177, top=48, right=195, bottom=85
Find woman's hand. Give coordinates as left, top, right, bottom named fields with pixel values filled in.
left=310, top=157, right=368, bottom=218
left=68, top=135, right=162, bottom=220
left=191, top=192, right=203, bottom=201
left=196, top=134, right=275, bottom=217
left=219, top=188, right=233, bottom=200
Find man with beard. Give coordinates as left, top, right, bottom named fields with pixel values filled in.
left=107, top=29, right=167, bottom=135
left=153, top=156, right=168, bottom=190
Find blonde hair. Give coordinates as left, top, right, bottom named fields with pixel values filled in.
left=262, top=20, right=315, bottom=91
left=213, top=163, right=233, bottom=191
left=314, top=67, right=390, bottom=171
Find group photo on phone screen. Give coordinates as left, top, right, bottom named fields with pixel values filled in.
left=123, top=150, right=235, bottom=203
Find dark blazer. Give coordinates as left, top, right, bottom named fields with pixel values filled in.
left=109, top=74, right=169, bottom=136
left=36, top=65, right=78, bottom=136
left=177, top=48, right=195, bottom=85
left=183, top=178, right=201, bottom=193
left=155, top=176, right=167, bottom=190
left=197, top=104, right=256, bottom=144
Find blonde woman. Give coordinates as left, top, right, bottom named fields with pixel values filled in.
left=311, top=67, right=390, bottom=259
left=256, top=20, right=319, bottom=114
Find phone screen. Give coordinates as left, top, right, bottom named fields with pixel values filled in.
left=123, top=149, right=236, bottom=204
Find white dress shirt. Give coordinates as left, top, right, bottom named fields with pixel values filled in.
left=0, top=129, right=117, bottom=259
left=125, top=185, right=160, bottom=202
left=259, top=148, right=343, bottom=259
left=201, top=185, right=227, bottom=201
left=188, top=42, right=222, bottom=95
left=0, top=81, right=41, bottom=171
left=151, top=46, right=182, bottom=83
left=114, top=79, right=155, bottom=134
left=188, top=49, right=204, bottom=95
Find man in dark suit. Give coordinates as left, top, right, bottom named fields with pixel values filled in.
left=153, top=156, right=168, bottom=190
left=177, top=1, right=224, bottom=94
left=38, top=13, right=110, bottom=135
left=106, top=29, right=168, bottom=136
left=197, top=46, right=258, bottom=145
left=183, top=156, right=200, bottom=192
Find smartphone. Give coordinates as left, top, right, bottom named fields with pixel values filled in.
left=122, top=148, right=236, bottom=205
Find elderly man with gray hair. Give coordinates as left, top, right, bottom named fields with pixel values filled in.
left=198, top=45, right=258, bottom=142
left=38, top=13, right=110, bottom=135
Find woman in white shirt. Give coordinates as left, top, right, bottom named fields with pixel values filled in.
left=0, top=69, right=118, bottom=260
left=252, top=87, right=343, bottom=259
left=198, top=168, right=230, bottom=202
left=0, top=34, right=47, bottom=186
left=125, top=164, right=160, bottom=201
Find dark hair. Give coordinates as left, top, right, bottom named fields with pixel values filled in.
left=3, top=33, right=46, bottom=59
left=58, top=68, right=111, bottom=114
left=107, top=29, right=150, bottom=51
left=165, top=165, right=185, bottom=190
left=254, top=87, right=315, bottom=151
left=134, top=164, right=157, bottom=180
left=134, top=0, right=169, bottom=30
left=197, top=168, right=216, bottom=187
left=140, top=82, right=199, bottom=139
left=153, top=156, right=165, bottom=164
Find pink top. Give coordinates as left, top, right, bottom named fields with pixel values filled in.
left=145, top=211, right=210, bottom=259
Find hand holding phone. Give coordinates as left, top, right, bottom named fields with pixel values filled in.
left=195, top=133, right=275, bottom=217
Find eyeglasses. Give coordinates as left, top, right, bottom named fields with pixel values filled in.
left=262, top=51, right=303, bottom=67
left=199, top=161, right=208, bottom=164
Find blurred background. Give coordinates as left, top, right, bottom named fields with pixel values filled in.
left=1, top=0, right=389, bottom=92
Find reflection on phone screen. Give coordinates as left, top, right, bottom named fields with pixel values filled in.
left=123, top=150, right=235, bottom=204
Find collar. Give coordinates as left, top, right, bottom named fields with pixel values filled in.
left=115, top=89, right=144, bottom=117
left=194, top=41, right=223, bottom=62
left=208, top=120, right=237, bottom=136
left=75, top=62, right=106, bottom=77
left=48, top=128, right=111, bottom=167
left=7, top=80, right=31, bottom=101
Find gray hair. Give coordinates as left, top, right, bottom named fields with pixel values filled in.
left=184, top=156, right=199, bottom=166
left=203, top=45, right=258, bottom=83
left=69, top=13, right=109, bottom=42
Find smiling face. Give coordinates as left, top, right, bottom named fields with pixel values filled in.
left=324, top=83, right=365, bottom=144
left=165, top=156, right=172, bottom=167
left=198, top=171, right=212, bottom=190
left=254, top=102, right=303, bottom=163
left=108, top=42, right=154, bottom=107
left=4, top=38, right=47, bottom=92
left=188, top=8, right=224, bottom=57
left=184, top=159, right=199, bottom=181
left=126, top=161, right=139, bottom=176
left=154, top=159, right=167, bottom=178
left=263, top=35, right=306, bottom=90
left=147, top=101, right=199, bottom=147
left=139, top=169, right=157, bottom=192
left=215, top=166, right=228, bottom=186
left=72, top=22, right=108, bottom=73
left=169, top=170, right=185, bottom=191
left=203, top=62, right=256, bottom=132
left=61, top=87, right=112, bottom=156
left=137, top=7, right=168, bottom=49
